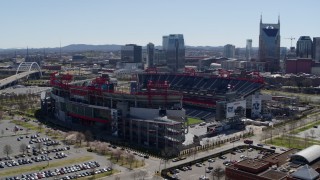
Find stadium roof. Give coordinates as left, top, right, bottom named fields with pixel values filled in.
left=291, top=145, right=320, bottom=164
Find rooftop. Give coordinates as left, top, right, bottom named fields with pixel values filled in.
left=259, top=169, right=287, bottom=180
left=235, top=158, right=270, bottom=171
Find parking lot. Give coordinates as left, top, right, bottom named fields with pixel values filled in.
left=168, top=147, right=264, bottom=180
left=0, top=119, right=119, bottom=180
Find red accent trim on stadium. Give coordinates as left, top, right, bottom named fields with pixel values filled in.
left=68, top=112, right=109, bottom=123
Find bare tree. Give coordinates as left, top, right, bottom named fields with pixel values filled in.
left=26, top=128, right=30, bottom=135
left=1, top=129, right=4, bottom=137
left=20, top=143, right=28, bottom=155
left=38, top=123, right=43, bottom=133
left=36, top=142, right=43, bottom=152
left=304, top=132, right=309, bottom=148
left=127, top=154, right=135, bottom=169
left=131, top=172, right=138, bottom=180
left=139, top=170, right=148, bottom=180
left=84, top=130, right=93, bottom=147
left=75, top=132, right=85, bottom=146
left=107, top=160, right=113, bottom=169
left=114, top=150, right=123, bottom=162
left=310, top=129, right=316, bottom=139
left=211, top=165, right=225, bottom=180
left=0, top=110, right=4, bottom=119
left=3, top=144, right=13, bottom=157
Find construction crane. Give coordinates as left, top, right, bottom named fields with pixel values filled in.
left=285, top=37, right=295, bottom=48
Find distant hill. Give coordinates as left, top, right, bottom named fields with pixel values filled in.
left=0, top=44, right=257, bottom=54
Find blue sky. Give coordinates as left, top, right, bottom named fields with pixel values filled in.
left=0, top=0, right=319, bottom=49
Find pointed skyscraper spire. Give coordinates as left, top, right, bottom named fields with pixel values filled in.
left=278, top=14, right=280, bottom=24
left=260, top=13, right=262, bottom=24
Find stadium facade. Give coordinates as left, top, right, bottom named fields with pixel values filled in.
left=42, top=70, right=264, bottom=154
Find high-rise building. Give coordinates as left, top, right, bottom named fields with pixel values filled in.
left=121, top=44, right=142, bottom=63
left=313, top=37, right=320, bottom=62
left=245, top=39, right=252, bottom=61
left=296, top=36, right=313, bottom=58
left=162, top=34, right=185, bottom=72
left=224, top=44, right=235, bottom=58
left=258, top=16, right=281, bottom=72
left=146, top=43, right=155, bottom=68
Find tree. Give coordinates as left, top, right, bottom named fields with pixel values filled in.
left=304, top=132, right=309, bottom=148
left=127, top=154, right=135, bottom=169
left=84, top=130, right=93, bottom=147
left=36, top=141, right=43, bottom=152
left=211, top=165, right=225, bottom=180
left=108, top=160, right=114, bottom=171
left=75, top=132, right=85, bottom=146
left=20, top=143, right=28, bottom=155
left=114, top=176, right=120, bottom=180
left=131, top=172, right=138, bottom=180
left=38, top=123, right=43, bottom=133
left=114, top=150, right=122, bottom=162
left=3, top=144, right=13, bottom=157
left=1, top=129, right=4, bottom=137
left=26, top=128, right=30, bottom=135
left=310, top=129, right=316, bottom=139
left=138, top=170, right=148, bottom=180
left=0, top=110, right=4, bottom=119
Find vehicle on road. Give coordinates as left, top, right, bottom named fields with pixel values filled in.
left=244, top=139, right=253, bottom=144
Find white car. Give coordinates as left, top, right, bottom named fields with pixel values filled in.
left=199, top=175, right=209, bottom=180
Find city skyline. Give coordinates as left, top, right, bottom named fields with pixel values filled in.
left=0, top=0, right=319, bottom=49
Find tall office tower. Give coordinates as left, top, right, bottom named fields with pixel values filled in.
left=162, top=34, right=185, bottom=72
left=146, top=43, right=155, bottom=68
left=223, top=44, right=235, bottom=58
left=258, top=16, right=281, bottom=72
left=246, top=39, right=252, bottom=61
left=296, top=36, right=313, bottom=58
left=313, top=37, right=320, bottom=62
left=121, top=44, right=142, bottom=63
left=162, top=36, right=169, bottom=51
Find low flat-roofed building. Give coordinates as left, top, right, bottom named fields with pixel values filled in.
left=259, top=169, right=287, bottom=180
left=234, top=159, right=270, bottom=174
left=264, top=149, right=297, bottom=166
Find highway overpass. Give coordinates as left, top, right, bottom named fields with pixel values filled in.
left=0, top=71, right=38, bottom=89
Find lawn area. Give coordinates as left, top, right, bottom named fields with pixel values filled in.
left=0, top=156, right=93, bottom=177
left=109, top=157, right=145, bottom=169
left=266, top=135, right=320, bottom=149
left=11, top=120, right=39, bottom=132
left=292, top=120, right=320, bottom=134
left=77, top=170, right=120, bottom=180
left=186, top=117, right=204, bottom=126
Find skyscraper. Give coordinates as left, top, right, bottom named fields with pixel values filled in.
left=245, top=39, right=252, bottom=61
left=223, top=44, right=235, bottom=58
left=313, top=37, right=320, bottom=62
left=258, top=16, right=281, bottom=72
left=162, top=34, right=185, bottom=72
left=296, top=36, right=313, bottom=58
left=121, top=44, right=142, bottom=63
left=146, top=43, right=155, bottom=68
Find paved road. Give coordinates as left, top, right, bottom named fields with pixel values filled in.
left=0, top=71, right=37, bottom=89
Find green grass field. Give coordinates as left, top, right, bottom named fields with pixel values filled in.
left=266, top=135, right=320, bottom=149
left=186, top=117, right=204, bottom=126
left=292, top=120, right=320, bottom=134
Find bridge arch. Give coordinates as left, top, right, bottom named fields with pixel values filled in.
left=16, top=62, right=42, bottom=77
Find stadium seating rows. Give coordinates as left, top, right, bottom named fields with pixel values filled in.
left=138, top=74, right=263, bottom=97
